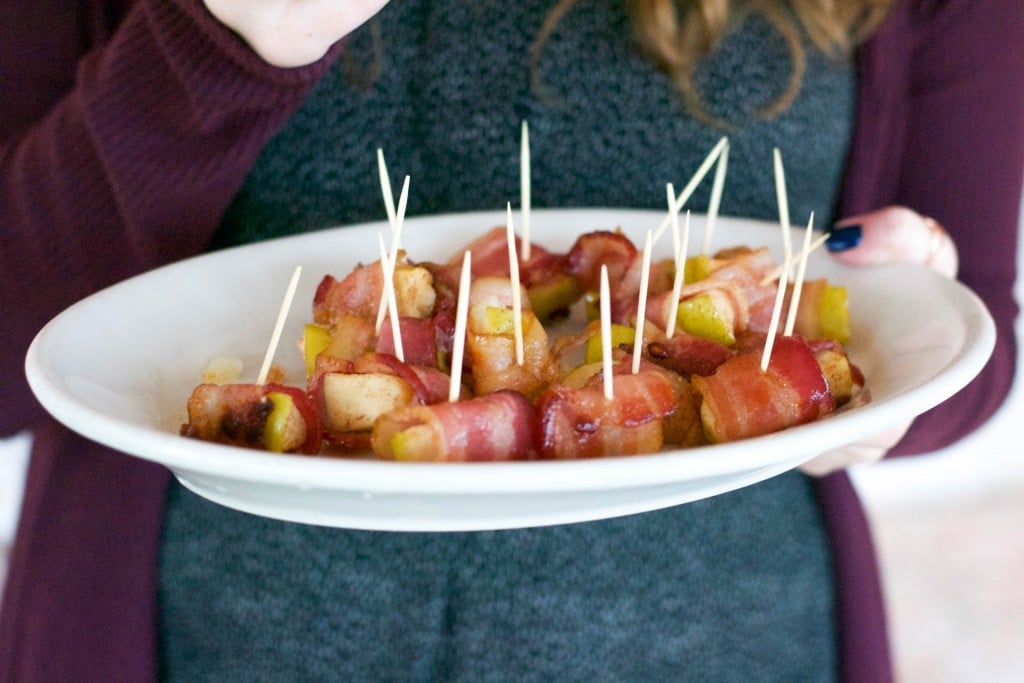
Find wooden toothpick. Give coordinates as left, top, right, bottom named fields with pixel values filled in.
left=652, top=136, right=728, bottom=243
left=760, top=251, right=790, bottom=373
left=759, top=231, right=830, bottom=287
left=632, top=230, right=653, bottom=375
left=666, top=211, right=692, bottom=339
left=506, top=202, right=525, bottom=366
left=377, top=148, right=397, bottom=229
left=773, top=148, right=793, bottom=256
left=703, top=140, right=729, bottom=256
left=378, top=234, right=404, bottom=363
left=784, top=213, right=815, bottom=337
left=449, top=251, right=472, bottom=402
left=375, top=175, right=410, bottom=334
left=257, top=265, right=302, bottom=385
left=520, top=120, right=532, bottom=261
left=667, top=182, right=680, bottom=260
left=600, top=265, right=614, bottom=400
left=761, top=159, right=795, bottom=373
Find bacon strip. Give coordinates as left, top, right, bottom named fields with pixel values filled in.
left=535, top=370, right=678, bottom=459
left=610, top=355, right=706, bottom=448
left=312, top=264, right=384, bottom=324
left=455, top=225, right=569, bottom=289
left=566, top=230, right=638, bottom=293
left=692, top=336, right=834, bottom=443
left=371, top=390, right=539, bottom=462
left=377, top=316, right=439, bottom=367
left=564, top=230, right=648, bottom=325
left=706, top=246, right=776, bottom=287
left=450, top=226, right=580, bottom=322
left=455, top=226, right=516, bottom=278
left=352, top=353, right=434, bottom=404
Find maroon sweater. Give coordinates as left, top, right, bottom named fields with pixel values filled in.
left=2, top=1, right=1022, bottom=681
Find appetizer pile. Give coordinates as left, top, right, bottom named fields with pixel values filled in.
left=180, top=136, right=865, bottom=462
left=180, top=221, right=864, bottom=461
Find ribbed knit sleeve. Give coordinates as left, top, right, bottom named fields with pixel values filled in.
left=0, top=0, right=340, bottom=436
left=842, top=0, right=1024, bottom=456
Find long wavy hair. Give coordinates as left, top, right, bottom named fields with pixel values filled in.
left=530, top=0, right=893, bottom=123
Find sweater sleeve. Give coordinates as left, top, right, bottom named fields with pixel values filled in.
left=0, top=0, right=340, bottom=436
left=843, top=0, right=1024, bottom=456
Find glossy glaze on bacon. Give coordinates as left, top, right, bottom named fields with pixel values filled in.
left=440, top=226, right=580, bottom=321
left=566, top=230, right=637, bottom=293
left=376, top=316, right=439, bottom=367
left=645, top=333, right=734, bottom=380
left=535, top=370, right=679, bottom=458
left=565, top=230, right=650, bottom=324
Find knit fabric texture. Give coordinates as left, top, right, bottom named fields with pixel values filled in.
left=161, top=2, right=854, bottom=680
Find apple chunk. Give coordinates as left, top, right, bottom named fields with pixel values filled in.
left=675, top=291, right=736, bottom=346
left=814, top=349, right=854, bottom=406
left=387, top=424, right=440, bottom=462
left=393, top=265, right=436, bottom=318
left=264, top=391, right=308, bottom=453
left=321, top=372, right=416, bottom=432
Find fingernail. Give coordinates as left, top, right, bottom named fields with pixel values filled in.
left=826, top=225, right=862, bottom=252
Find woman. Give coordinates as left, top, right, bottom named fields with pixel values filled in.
left=2, top=1, right=1021, bottom=680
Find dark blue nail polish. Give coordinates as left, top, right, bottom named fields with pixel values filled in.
left=826, top=225, right=862, bottom=252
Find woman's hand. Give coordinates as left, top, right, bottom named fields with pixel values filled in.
left=826, top=205, right=958, bottom=278
left=203, top=0, right=392, bottom=67
left=800, top=205, right=959, bottom=476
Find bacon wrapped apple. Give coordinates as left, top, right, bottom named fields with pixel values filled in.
left=180, top=383, right=322, bottom=454
left=312, top=254, right=436, bottom=325
left=535, top=370, right=681, bottom=459
left=465, top=276, right=559, bottom=399
left=370, top=390, right=539, bottom=462
left=309, top=352, right=452, bottom=449
left=691, top=335, right=854, bottom=443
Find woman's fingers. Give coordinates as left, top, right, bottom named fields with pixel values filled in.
left=808, top=206, right=960, bottom=475
left=827, top=206, right=958, bottom=278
